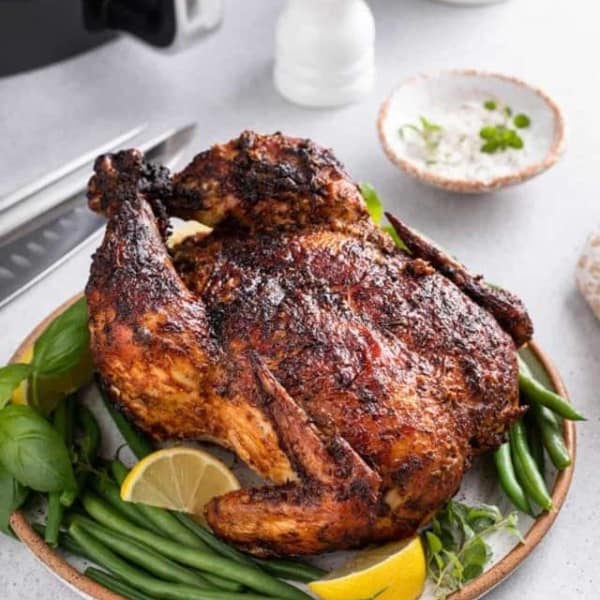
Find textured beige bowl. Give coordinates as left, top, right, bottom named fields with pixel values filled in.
left=378, top=70, right=566, bottom=194
left=8, top=293, right=576, bottom=600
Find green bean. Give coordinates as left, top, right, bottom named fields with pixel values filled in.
left=492, top=443, right=533, bottom=515
left=509, top=422, right=552, bottom=511
left=81, top=493, right=310, bottom=600
left=59, top=534, right=87, bottom=558
left=72, top=515, right=214, bottom=588
left=33, top=523, right=88, bottom=559
left=78, top=404, right=102, bottom=463
left=110, top=460, right=210, bottom=550
left=517, top=354, right=534, bottom=377
left=174, top=513, right=255, bottom=565
left=45, top=494, right=64, bottom=546
left=532, top=403, right=572, bottom=470
left=94, top=469, right=236, bottom=591
left=59, top=475, right=80, bottom=508
left=99, top=385, right=154, bottom=459
left=90, top=474, right=164, bottom=534
left=60, top=476, right=83, bottom=508
left=75, top=498, right=241, bottom=594
left=109, top=458, right=129, bottom=485
left=525, top=416, right=545, bottom=478
left=85, top=568, right=156, bottom=600
left=135, top=505, right=212, bottom=550
left=46, top=397, right=75, bottom=545
left=175, top=512, right=325, bottom=581
left=70, top=523, right=273, bottom=600
left=510, top=446, right=535, bottom=513
left=32, top=518, right=90, bottom=560
left=61, top=404, right=102, bottom=507
left=253, top=558, right=326, bottom=583
left=517, top=356, right=584, bottom=421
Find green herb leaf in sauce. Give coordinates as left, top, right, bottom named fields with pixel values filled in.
left=479, top=125, right=524, bottom=154
left=513, top=113, right=531, bottom=129
left=399, top=116, right=443, bottom=162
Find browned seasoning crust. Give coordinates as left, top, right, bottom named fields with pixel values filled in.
left=85, top=131, right=532, bottom=556
left=385, top=213, right=534, bottom=348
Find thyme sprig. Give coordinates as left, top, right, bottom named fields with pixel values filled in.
left=399, top=116, right=443, bottom=164
left=423, top=500, right=523, bottom=600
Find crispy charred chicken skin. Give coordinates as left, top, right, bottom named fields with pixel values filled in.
left=86, top=131, right=532, bottom=556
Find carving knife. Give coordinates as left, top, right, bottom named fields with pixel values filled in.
left=0, top=123, right=196, bottom=310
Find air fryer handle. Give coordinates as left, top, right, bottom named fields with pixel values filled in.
left=83, top=0, right=222, bottom=50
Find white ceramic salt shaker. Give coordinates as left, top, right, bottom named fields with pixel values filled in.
left=274, top=0, right=375, bottom=108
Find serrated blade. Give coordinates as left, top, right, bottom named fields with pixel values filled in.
left=0, top=123, right=196, bottom=310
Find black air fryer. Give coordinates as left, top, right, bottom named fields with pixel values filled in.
left=0, top=0, right=222, bottom=77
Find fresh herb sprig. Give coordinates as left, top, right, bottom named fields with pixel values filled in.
left=0, top=297, right=89, bottom=533
left=0, top=463, right=28, bottom=535
left=480, top=125, right=524, bottom=153
left=0, top=364, right=32, bottom=409
left=423, top=500, right=522, bottom=600
left=359, top=183, right=408, bottom=250
left=399, top=116, right=443, bottom=164
left=0, top=297, right=89, bottom=413
left=480, top=99, right=531, bottom=154
left=359, top=182, right=384, bottom=226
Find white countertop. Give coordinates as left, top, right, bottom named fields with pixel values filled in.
left=1, top=0, right=599, bottom=597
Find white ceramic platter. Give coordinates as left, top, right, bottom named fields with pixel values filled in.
left=9, top=297, right=575, bottom=600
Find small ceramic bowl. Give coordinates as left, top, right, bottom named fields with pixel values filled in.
left=377, top=70, right=566, bottom=194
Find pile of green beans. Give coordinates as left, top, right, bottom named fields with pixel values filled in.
left=493, top=354, right=583, bottom=515
left=45, top=396, right=74, bottom=545
left=33, top=384, right=323, bottom=600
left=100, top=385, right=324, bottom=583
left=44, top=394, right=101, bottom=546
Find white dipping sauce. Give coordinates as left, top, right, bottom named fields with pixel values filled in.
left=398, top=100, right=532, bottom=182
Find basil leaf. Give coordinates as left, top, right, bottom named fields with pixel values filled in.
left=425, top=530, right=443, bottom=554
left=462, top=537, right=489, bottom=567
left=359, top=182, right=383, bottom=226
left=463, top=563, right=484, bottom=582
left=469, top=516, right=495, bottom=533
left=0, top=462, right=28, bottom=534
left=382, top=225, right=409, bottom=252
left=505, top=522, right=525, bottom=543
left=32, top=297, right=89, bottom=376
left=0, top=404, right=76, bottom=493
left=419, top=116, right=442, bottom=133
left=0, top=364, right=32, bottom=408
left=425, top=501, right=522, bottom=598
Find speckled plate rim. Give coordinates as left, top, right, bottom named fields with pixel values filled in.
left=377, top=69, right=567, bottom=194
left=8, top=293, right=576, bottom=600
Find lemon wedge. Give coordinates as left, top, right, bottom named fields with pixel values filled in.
left=309, top=536, right=426, bottom=600
left=120, top=447, right=240, bottom=517
left=11, top=345, right=94, bottom=413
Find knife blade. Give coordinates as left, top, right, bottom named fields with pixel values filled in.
left=0, top=124, right=146, bottom=214
left=0, top=123, right=196, bottom=310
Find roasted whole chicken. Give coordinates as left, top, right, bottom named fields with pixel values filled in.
left=86, top=131, right=533, bottom=556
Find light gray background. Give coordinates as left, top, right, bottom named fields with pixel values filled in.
left=1, top=0, right=599, bottom=597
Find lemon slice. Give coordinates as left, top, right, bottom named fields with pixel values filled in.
left=120, top=447, right=240, bottom=517
left=11, top=345, right=94, bottom=414
left=309, top=536, right=426, bottom=600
